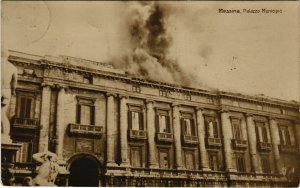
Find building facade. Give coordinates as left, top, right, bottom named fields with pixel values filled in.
left=2, top=50, right=300, bottom=187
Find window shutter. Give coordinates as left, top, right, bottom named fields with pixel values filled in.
left=279, top=129, right=284, bottom=145
left=255, top=126, right=260, bottom=142
left=128, top=111, right=132, bottom=129
left=76, top=104, right=81, bottom=124
left=213, top=122, right=218, bottom=138
left=262, top=127, right=268, bottom=142
left=205, top=120, right=209, bottom=137
left=166, top=116, right=171, bottom=133
left=90, top=106, right=95, bottom=125
left=139, top=112, right=144, bottom=130
left=20, top=97, right=26, bottom=118
left=181, top=118, right=186, bottom=135
left=155, top=115, right=159, bottom=132
left=285, top=128, right=291, bottom=145
left=190, top=119, right=196, bottom=136
left=25, top=98, right=32, bottom=118
left=288, top=126, right=295, bottom=145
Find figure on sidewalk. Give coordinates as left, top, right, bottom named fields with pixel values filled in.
left=32, top=151, right=59, bottom=186
left=1, top=50, right=18, bottom=143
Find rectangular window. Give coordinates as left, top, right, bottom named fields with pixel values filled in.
left=159, top=149, right=169, bottom=169
left=255, top=122, right=268, bottom=142
left=19, top=96, right=33, bottom=118
left=185, top=151, right=195, bottom=170
left=232, top=118, right=243, bottom=140
left=132, top=85, right=141, bottom=93
left=208, top=153, right=219, bottom=171
left=159, top=90, right=167, bottom=97
left=236, top=154, right=246, bottom=172
left=261, top=155, right=271, bottom=173
left=83, top=75, right=93, bottom=84
left=155, top=109, right=171, bottom=134
left=76, top=97, right=95, bottom=125
left=279, top=126, right=291, bottom=145
left=181, top=118, right=196, bottom=136
left=205, top=117, right=218, bottom=138
left=129, top=111, right=144, bottom=130
left=131, top=147, right=142, bottom=167
left=156, top=113, right=171, bottom=133
left=16, top=142, right=33, bottom=162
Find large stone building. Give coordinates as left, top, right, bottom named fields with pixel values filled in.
left=2, top=50, right=300, bottom=187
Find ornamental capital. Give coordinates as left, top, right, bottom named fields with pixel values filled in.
left=195, top=106, right=205, bottom=111
left=268, top=116, right=277, bottom=121
left=219, top=108, right=229, bottom=113
left=106, top=92, right=117, bottom=98
left=145, top=99, right=155, bottom=104
left=245, top=113, right=253, bottom=117
left=118, top=94, right=128, bottom=99
left=172, top=103, right=180, bottom=108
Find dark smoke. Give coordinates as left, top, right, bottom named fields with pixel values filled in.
left=116, top=2, right=192, bottom=86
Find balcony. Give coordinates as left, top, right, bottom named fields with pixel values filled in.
left=11, top=117, right=39, bottom=129
left=69, top=123, right=103, bottom=137
left=205, top=137, right=222, bottom=148
left=182, top=135, right=199, bottom=145
left=156, top=132, right=174, bottom=143
left=128, top=130, right=147, bottom=140
left=232, top=139, right=248, bottom=150
left=279, top=144, right=298, bottom=153
left=257, top=142, right=272, bottom=152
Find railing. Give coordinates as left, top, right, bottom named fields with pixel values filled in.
left=232, top=139, right=248, bottom=150
left=257, top=142, right=272, bottom=151
left=278, top=144, right=298, bottom=153
left=11, top=117, right=39, bottom=129
left=128, top=130, right=147, bottom=140
left=182, top=135, right=199, bottom=145
left=205, top=137, right=222, bottom=148
left=13, top=162, right=36, bottom=173
left=156, top=132, right=174, bottom=143
left=69, top=123, right=103, bottom=136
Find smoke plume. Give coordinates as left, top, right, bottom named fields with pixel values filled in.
left=115, top=2, right=193, bottom=86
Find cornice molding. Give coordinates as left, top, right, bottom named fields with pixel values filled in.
left=9, top=51, right=300, bottom=111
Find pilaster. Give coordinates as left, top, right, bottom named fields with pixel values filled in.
left=220, top=109, right=235, bottom=172
left=106, top=93, right=117, bottom=167
left=56, top=86, right=66, bottom=160
left=38, top=84, right=51, bottom=152
left=246, top=113, right=259, bottom=173
left=146, top=100, right=158, bottom=168
left=269, top=117, right=281, bottom=174
left=119, top=94, right=130, bottom=167
left=172, top=103, right=184, bottom=169
left=196, top=107, right=210, bottom=171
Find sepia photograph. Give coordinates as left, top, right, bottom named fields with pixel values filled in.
left=1, top=1, right=299, bottom=187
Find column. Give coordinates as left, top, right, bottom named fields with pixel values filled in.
left=56, top=86, right=66, bottom=160
left=106, top=93, right=117, bottom=166
left=246, top=113, right=259, bottom=173
left=172, top=104, right=184, bottom=169
left=269, top=117, right=281, bottom=174
left=294, top=122, right=300, bottom=151
left=120, top=95, right=129, bottom=167
left=38, top=84, right=51, bottom=152
left=220, top=109, right=235, bottom=172
left=146, top=100, right=158, bottom=168
left=196, top=107, right=210, bottom=170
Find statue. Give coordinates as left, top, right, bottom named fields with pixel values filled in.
left=32, top=151, right=59, bottom=186
left=1, top=50, right=18, bottom=143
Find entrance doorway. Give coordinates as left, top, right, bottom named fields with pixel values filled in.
left=69, top=156, right=100, bottom=187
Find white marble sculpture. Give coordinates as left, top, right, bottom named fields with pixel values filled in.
left=32, top=151, right=59, bottom=186
left=1, top=50, right=18, bottom=143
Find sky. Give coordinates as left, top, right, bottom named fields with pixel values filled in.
left=1, top=1, right=299, bottom=101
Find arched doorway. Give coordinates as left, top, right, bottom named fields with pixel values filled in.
left=68, top=155, right=100, bottom=187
